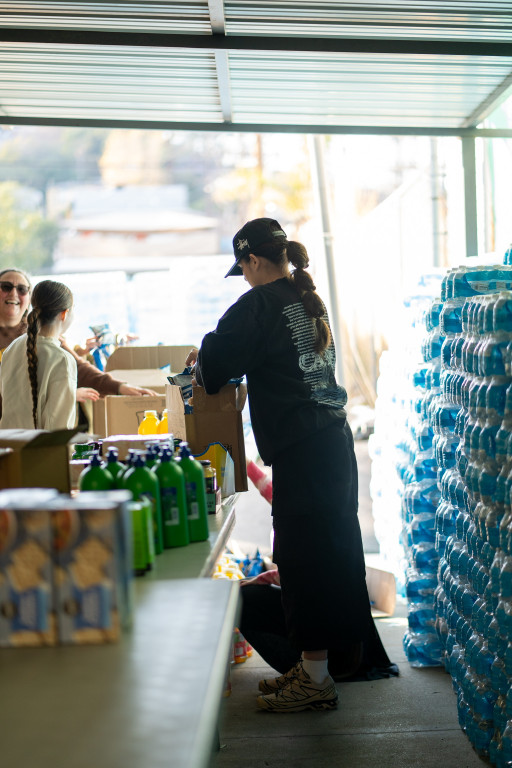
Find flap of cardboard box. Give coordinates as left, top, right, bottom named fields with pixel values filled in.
left=0, top=428, right=80, bottom=450
left=105, top=345, right=192, bottom=372
left=106, top=369, right=169, bottom=393
left=191, top=383, right=247, bottom=413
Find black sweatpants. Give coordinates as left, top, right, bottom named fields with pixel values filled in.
left=271, top=420, right=373, bottom=652
left=239, top=582, right=396, bottom=680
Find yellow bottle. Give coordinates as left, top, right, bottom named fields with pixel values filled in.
left=138, top=410, right=160, bottom=435
left=157, top=409, right=169, bottom=434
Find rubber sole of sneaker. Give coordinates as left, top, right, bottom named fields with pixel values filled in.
left=256, top=695, right=338, bottom=713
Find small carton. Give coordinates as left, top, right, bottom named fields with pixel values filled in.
left=0, top=488, right=60, bottom=647
left=166, top=383, right=248, bottom=493
left=0, top=429, right=79, bottom=493
left=50, top=497, right=123, bottom=645
left=74, top=489, right=134, bottom=631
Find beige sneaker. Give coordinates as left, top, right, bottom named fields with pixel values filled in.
left=258, top=661, right=304, bottom=694
left=257, top=664, right=338, bottom=712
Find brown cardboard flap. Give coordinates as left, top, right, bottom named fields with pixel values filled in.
left=105, top=345, right=193, bottom=372
left=186, top=411, right=247, bottom=492
left=366, top=566, right=396, bottom=618
left=191, top=383, right=247, bottom=413
left=0, top=428, right=79, bottom=449
left=106, top=369, right=168, bottom=392
left=165, top=385, right=187, bottom=440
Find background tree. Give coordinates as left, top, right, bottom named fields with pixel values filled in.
left=0, top=182, right=59, bottom=271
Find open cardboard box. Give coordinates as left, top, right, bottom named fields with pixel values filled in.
left=105, top=345, right=192, bottom=372
left=90, top=345, right=193, bottom=438
left=166, top=382, right=248, bottom=493
left=0, top=429, right=80, bottom=493
left=92, top=394, right=167, bottom=439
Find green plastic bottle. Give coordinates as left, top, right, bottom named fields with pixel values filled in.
left=129, top=499, right=155, bottom=574
left=122, top=453, right=164, bottom=555
left=144, top=444, right=161, bottom=470
left=78, top=452, right=115, bottom=492
left=155, top=447, right=189, bottom=548
left=104, top=447, right=126, bottom=487
left=178, top=442, right=209, bottom=542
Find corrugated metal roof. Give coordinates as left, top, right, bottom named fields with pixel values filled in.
left=0, top=2, right=511, bottom=133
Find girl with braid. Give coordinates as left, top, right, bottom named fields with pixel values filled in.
left=0, top=279, right=77, bottom=430
left=186, top=218, right=393, bottom=712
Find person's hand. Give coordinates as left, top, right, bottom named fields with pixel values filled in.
left=76, top=387, right=100, bottom=403
left=185, top=348, right=199, bottom=367
left=118, top=384, right=159, bottom=396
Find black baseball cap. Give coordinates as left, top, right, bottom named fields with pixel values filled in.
left=225, top=217, right=287, bottom=277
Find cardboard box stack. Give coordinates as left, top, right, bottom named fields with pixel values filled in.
left=0, top=488, right=133, bottom=648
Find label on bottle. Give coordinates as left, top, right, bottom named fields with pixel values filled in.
left=186, top=481, right=199, bottom=520
left=161, top=487, right=179, bottom=526
left=140, top=491, right=157, bottom=535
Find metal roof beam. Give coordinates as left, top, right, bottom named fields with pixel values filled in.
left=0, top=29, right=511, bottom=57
left=462, top=70, right=512, bottom=127
left=206, top=2, right=233, bottom=122
left=207, top=0, right=226, bottom=35
left=1, top=116, right=512, bottom=137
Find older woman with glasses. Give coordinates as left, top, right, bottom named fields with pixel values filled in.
left=0, top=267, right=156, bottom=416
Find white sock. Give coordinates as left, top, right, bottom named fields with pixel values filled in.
left=302, top=658, right=329, bottom=684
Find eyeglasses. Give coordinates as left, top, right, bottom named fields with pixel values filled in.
left=0, top=281, right=30, bottom=296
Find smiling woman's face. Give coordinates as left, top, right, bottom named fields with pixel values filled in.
left=0, top=271, right=32, bottom=327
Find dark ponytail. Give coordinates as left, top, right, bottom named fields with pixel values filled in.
left=26, top=280, right=73, bottom=428
left=286, top=241, right=331, bottom=354
left=242, top=221, right=331, bottom=354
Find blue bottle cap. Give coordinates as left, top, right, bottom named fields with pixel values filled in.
left=179, top=442, right=192, bottom=459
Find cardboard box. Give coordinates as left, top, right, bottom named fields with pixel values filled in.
left=166, top=383, right=248, bottom=493
left=93, top=394, right=167, bottom=439
left=0, top=429, right=79, bottom=493
left=106, top=369, right=169, bottom=394
left=105, top=345, right=192, bottom=372
left=101, top=434, right=173, bottom=461
left=50, top=498, right=123, bottom=644
left=366, top=565, right=396, bottom=618
left=0, top=488, right=60, bottom=647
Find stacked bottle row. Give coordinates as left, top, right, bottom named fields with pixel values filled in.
left=369, top=273, right=444, bottom=592
left=431, top=270, right=512, bottom=762
left=78, top=440, right=216, bottom=576
left=400, top=296, right=445, bottom=667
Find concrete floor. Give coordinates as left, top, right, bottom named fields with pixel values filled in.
left=218, top=439, right=487, bottom=768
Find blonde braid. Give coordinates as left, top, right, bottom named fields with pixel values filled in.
left=26, top=309, right=40, bottom=428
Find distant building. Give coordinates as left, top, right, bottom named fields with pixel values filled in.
left=48, top=183, right=219, bottom=272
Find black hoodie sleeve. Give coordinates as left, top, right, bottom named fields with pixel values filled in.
left=196, top=290, right=266, bottom=394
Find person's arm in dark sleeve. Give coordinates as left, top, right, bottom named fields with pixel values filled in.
left=196, top=292, right=265, bottom=394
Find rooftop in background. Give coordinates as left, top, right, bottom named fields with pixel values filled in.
left=0, top=2, right=511, bottom=136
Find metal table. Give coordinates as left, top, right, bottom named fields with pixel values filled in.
left=0, top=495, right=240, bottom=768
